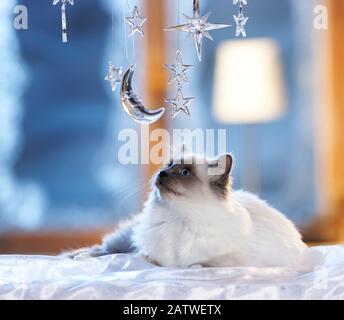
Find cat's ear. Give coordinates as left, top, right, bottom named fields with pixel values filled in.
left=208, top=154, right=233, bottom=178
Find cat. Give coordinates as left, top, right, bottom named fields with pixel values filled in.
left=64, top=153, right=307, bottom=268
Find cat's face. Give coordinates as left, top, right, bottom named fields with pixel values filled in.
left=153, top=153, right=233, bottom=200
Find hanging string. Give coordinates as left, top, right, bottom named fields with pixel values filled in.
left=193, top=0, right=200, bottom=17
left=177, top=0, right=180, bottom=50
left=127, top=0, right=136, bottom=61
left=122, top=0, right=130, bottom=64
left=111, top=0, right=115, bottom=59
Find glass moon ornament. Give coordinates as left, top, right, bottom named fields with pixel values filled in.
left=120, top=65, right=165, bottom=124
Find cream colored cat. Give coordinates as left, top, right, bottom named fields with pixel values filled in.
left=65, top=153, right=307, bottom=268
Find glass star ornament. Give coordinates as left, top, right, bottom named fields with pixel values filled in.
left=165, top=50, right=194, bottom=86
left=53, top=0, right=74, bottom=5
left=53, top=0, right=74, bottom=43
left=233, top=13, right=249, bottom=37
left=53, top=0, right=74, bottom=4
left=233, top=0, right=247, bottom=5
left=125, top=6, right=147, bottom=38
left=105, top=62, right=122, bottom=92
left=166, top=11, right=230, bottom=62
left=166, top=89, right=194, bottom=118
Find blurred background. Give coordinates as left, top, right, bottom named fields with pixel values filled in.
left=0, top=0, right=343, bottom=254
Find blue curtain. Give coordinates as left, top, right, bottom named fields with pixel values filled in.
left=0, top=0, right=139, bottom=230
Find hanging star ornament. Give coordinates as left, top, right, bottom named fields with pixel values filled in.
left=233, top=13, right=249, bottom=37
left=165, top=3, right=230, bottom=61
left=166, top=89, right=194, bottom=118
left=233, top=0, right=247, bottom=5
left=165, top=50, right=194, bottom=86
left=105, top=62, right=122, bottom=92
left=53, top=0, right=74, bottom=4
left=125, top=6, right=147, bottom=37
left=53, top=0, right=74, bottom=43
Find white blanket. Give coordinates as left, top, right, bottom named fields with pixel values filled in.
left=0, top=245, right=343, bottom=300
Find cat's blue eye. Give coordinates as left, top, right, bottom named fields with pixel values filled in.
left=180, top=168, right=191, bottom=177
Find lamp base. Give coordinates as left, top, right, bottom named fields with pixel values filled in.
left=240, top=124, right=261, bottom=195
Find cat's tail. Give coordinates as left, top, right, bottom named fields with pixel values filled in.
left=60, top=216, right=138, bottom=259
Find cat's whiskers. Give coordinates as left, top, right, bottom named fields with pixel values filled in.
left=114, top=182, right=151, bottom=207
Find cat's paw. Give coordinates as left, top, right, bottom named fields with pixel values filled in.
left=60, top=249, right=89, bottom=260
left=189, top=264, right=203, bottom=269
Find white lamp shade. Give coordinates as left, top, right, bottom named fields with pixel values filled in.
left=213, top=38, right=286, bottom=124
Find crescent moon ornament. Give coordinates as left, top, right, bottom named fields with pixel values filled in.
left=120, top=65, right=165, bottom=124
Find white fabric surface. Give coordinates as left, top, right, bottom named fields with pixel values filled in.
left=0, top=245, right=343, bottom=300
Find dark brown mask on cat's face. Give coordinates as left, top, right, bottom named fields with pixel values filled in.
left=154, top=154, right=233, bottom=199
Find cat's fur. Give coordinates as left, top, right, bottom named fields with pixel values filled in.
left=65, top=153, right=307, bottom=268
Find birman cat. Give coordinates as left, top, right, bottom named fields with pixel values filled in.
left=65, top=153, right=307, bottom=268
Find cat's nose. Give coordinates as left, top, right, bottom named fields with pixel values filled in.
left=159, top=171, right=167, bottom=178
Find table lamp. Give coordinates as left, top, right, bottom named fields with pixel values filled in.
left=213, top=38, right=286, bottom=192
